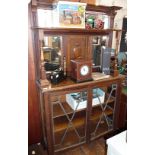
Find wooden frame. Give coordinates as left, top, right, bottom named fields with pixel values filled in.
left=29, top=1, right=123, bottom=154
left=37, top=75, right=123, bottom=154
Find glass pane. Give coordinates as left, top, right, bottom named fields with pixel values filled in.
left=92, top=35, right=109, bottom=71
left=86, top=11, right=110, bottom=29
left=90, top=84, right=117, bottom=139
left=42, top=36, right=62, bottom=71
left=43, top=36, right=61, bottom=63
left=51, top=90, right=87, bottom=150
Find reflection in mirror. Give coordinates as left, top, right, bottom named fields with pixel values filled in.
left=92, top=35, right=115, bottom=75
left=86, top=11, right=110, bottom=29
left=43, top=36, right=62, bottom=64
left=92, top=36, right=109, bottom=70
left=41, top=36, right=66, bottom=84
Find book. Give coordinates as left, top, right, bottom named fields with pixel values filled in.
left=92, top=72, right=110, bottom=80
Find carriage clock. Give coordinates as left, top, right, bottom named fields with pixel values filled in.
left=70, top=59, right=92, bottom=82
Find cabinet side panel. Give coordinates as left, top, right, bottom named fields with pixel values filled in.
left=28, top=4, right=42, bottom=145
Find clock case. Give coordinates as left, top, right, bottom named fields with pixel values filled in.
left=70, top=59, right=92, bottom=82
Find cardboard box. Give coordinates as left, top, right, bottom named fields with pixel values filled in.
left=66, top=88, right=105, bottom=110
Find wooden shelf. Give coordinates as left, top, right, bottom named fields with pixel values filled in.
left=30, top=1, right=124, bottom=153
left=90, top=121, right=113, bottom=140
left=54, top=126, right=85, bottom=152
left=37, top=75, right=125, bottom=93
left=32, top=1, right=122, bottom=14
left=53, top=106, right=113, bottom=133
left=32, top=27, right=122, bottom=35
left=54, top=115, right=86, bottom=133
left=53, top=102, right=73, bottom=118
left=53, top=102, right=86, bottom=119
left=53, top=96, right=115, bottom=118
left=91, top=106, right=113, bottom=121
left=54, top=121, right=113, bottom=152
left=86, top=4, right=122, bottom=13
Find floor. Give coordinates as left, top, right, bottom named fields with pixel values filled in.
left=28, top=138, right=107, bottom=155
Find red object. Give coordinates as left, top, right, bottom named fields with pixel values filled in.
left=85, top=23, right=92, bottom=29
left=94, top=19, right=104, bottom=29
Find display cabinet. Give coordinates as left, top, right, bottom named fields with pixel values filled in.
left=37, top=75, right=123, bottom=154
left=29, top=0, right=123, bottom=154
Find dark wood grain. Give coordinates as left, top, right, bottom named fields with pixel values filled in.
left=52, top=97, right=114, bottom=118
left=28, top=3, right=42, bottom=145
left=28, top=137, right=106, bottom=155
left=37, top=75, right=125, bottom=93
left=86, top=87, right=92, bottom=144
left=38, top=76, right=123, bottom=154
left=32, top=27, right=122, bottom=36
left=108, top=15, right=115, bottom=48
left=29, top=2, right=124, bottom=154
left=118, top=92, right=127, bottom=129
left=65, top=36, right=90, bottom=76
left=44, top=93, right=54, bottom=155
left=86, top=4, right=122, bottom=13
left=52, top=104, right=113, bottom=133
left=31, top=1, right=122, bottom=14
left=113, top=80, right=122, bottom=130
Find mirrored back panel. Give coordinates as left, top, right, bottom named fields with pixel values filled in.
left=92, top=36, right=108, bottom=71
left=91, top=35, right=115, bottom=74
left=43, top=36, right=62, bottom=64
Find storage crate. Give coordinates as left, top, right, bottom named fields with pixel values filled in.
left=66, top=88, right=105, bottom=110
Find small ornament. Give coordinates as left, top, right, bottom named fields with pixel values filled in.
left=85, top=23, right=92, bottom=29
left=94, top=19, right=104, bottom=29
left=85, top=15, right=95, bottom=28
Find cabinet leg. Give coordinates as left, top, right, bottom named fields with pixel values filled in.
left=44, top=93, right=54, bottom=155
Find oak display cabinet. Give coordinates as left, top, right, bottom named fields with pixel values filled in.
left=29, top=1, right=123, bottom=154
left=37, top=76, right=123, bottom=154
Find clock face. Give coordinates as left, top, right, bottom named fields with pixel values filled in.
left=80, top=65, right=89, bottom=76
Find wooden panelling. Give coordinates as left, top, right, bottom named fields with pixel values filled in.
left=29, top=2, right=123, bottom=153
left=118, top=92, right=127, bottom=129
left=64, top=35, right=92, bottom=76
left=28, top=4, right=42, bottom=145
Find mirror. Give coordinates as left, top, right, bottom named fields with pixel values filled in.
left=92, top=35, right=114, bottom=74
left=42, top=36, right=62, bottom=63
left=92, top=35, right=108, bottom=67
left=42, top=36, right=63, bottom=71
left=41, top=35, right=66, bottom=83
